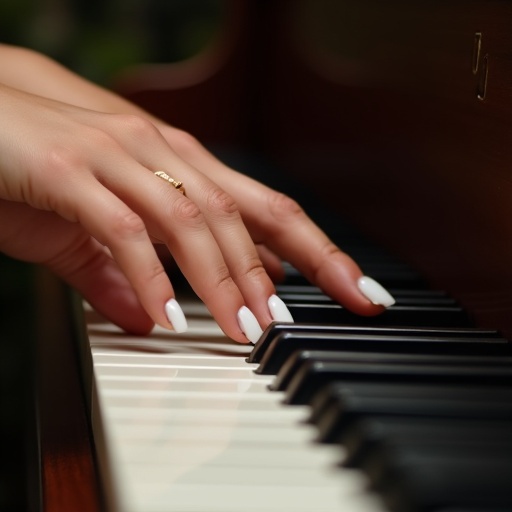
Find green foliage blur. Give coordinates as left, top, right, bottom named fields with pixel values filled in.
left=0, top=0, right=223, bottom=85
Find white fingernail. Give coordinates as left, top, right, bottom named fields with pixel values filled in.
left=237, top=306, right=263, bottom=343
left=164, top=298, right=188, bottom=333
left=268, top=294, right=294, bottom=322
left=357, top=276, right=396, bottom=307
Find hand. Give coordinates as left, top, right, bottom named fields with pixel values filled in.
left=0, top=84, right=394, bottom=343
left=159, top=125, right=395, bottom=313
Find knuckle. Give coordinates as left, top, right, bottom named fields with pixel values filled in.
left=171, top=196, right=204, bottom=227
left=115, top=113, right=156, bottom=137
left=241, top=256, right=267, bottom=281
left=143, top=260, right=167, bottom=284
left=199, top=265, right=237, bottom=302
left=267, top=192, right=304, bottom=222
left=212, top=267, right=238, bottom=295
left=205, top=187, right=238, bottom=217
left=318, top=241, right=341, bottom=260
left=168, top=129, right=200, bottom=155
left=43, top=146, right=82, bottom=178
left=240, top=253, right=266, bottom=278
left=109, top=210, right=146, bottom=240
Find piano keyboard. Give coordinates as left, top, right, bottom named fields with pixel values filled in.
left=83, top=271, right=512, bottom=512
left=78, top=210, right=512, bottom=512
left=85, top=298, right=387, bottom=512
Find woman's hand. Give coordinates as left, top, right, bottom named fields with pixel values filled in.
left=0, top=85, right=279, bottom=342
left=0, top=50, right=395, bottom=343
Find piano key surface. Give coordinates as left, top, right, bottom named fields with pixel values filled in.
left=86, top=300, right=388, bottom=512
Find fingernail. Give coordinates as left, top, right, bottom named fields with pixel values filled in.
left=237, top=306, right=263, bottom=343
left=268, top=294, right=294, bottom=322
left=357, top=276, right=396, bottom=307
left=164, top=298, right=188, bottom=333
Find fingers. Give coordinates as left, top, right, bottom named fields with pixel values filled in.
left=59, top=178, right=190, bottom=334
left=94, top=155, right=275, bottom=343
left=245, top=188, right=395, bottom=315
left=260, top=192, right=395, bottom=315
left=92, top=116, right=290, bottom=340
left=162, top=135, right=395, bottom=315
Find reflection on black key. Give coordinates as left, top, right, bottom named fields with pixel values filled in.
left=282, top=263, right=426, bottom=289
left=308, top=382, right=512, bottom=438
left=286, top=303, right=471, bottom=328
left=371, top=447, right=512, bottom=512
left=278, top=292, right=457, bottom=307
left=267, top=271, right=512, bottom=511
left=342, top=417, right=512, bottom=470
left=314, top=388, right=512, bottom=444
left=270, top=349, right=512, bottom=392
left=284, top=360, right=512, bottom=405
left=256, top=332, right=510, bottom=375
left=249, top=323, right=501, bottom=364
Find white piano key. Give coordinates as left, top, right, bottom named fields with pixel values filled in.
left=86, top=300, right=387, bottom=512
left=105, top=423, right=318, bottom=444
left=96, top=377, right=271, bottom=394
left=123, top=464, right=353, bottom=487
left=94, top=365, right=259, bottom=380
left=116, top=442, right=343, bottom=468
left=123, top=481, right=374, bottom=512
left=93, top=352, right=258, bottom=369
left=101, top=405, right=311, bottom=425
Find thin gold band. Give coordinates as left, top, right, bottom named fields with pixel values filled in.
left=154, top=171, right=185, bottom=195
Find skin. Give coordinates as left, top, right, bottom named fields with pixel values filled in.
left=0, top=44, right=384, bottom=343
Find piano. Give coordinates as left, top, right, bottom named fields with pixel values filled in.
left=29, top=0, right=512, bottom=511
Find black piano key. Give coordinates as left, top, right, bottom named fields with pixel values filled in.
left=249, top=323, right=502, bottom=364
left=308, top=381, right=512, bottom=434
left=368, top=446, right=512, bottom=512
left=283, top=360, right=512, bottom=405
left=255, top=331, right=510, bottom=375
left=282, top=263, right=427, bottom=289
left=341, top=417, right=512, bottom=470
left=278, top=292, right=458, bottom=307
left=286, top=303, right=471, bottom=328
left=276, top=284, right=449, bottom=298
left=312, top=385, right=512, bottom=444
left=276, top=260, right=512, bottom=510
left=270, top=349, right=512, bottom=392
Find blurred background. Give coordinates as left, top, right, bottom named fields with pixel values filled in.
left=0, top=0, right=224, bottom=85
left=0, top=1, right=224, bottom=509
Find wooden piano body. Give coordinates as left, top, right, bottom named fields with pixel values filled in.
left=34, top=0, right=512, bottom=510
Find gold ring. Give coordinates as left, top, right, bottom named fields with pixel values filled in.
left=154, top=171, right=186, bottom=195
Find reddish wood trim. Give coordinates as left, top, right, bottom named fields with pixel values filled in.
left=35, top=269, right=102, bottom=512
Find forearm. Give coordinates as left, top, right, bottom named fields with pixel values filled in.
left=0, top=44, right=163, bottom=124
